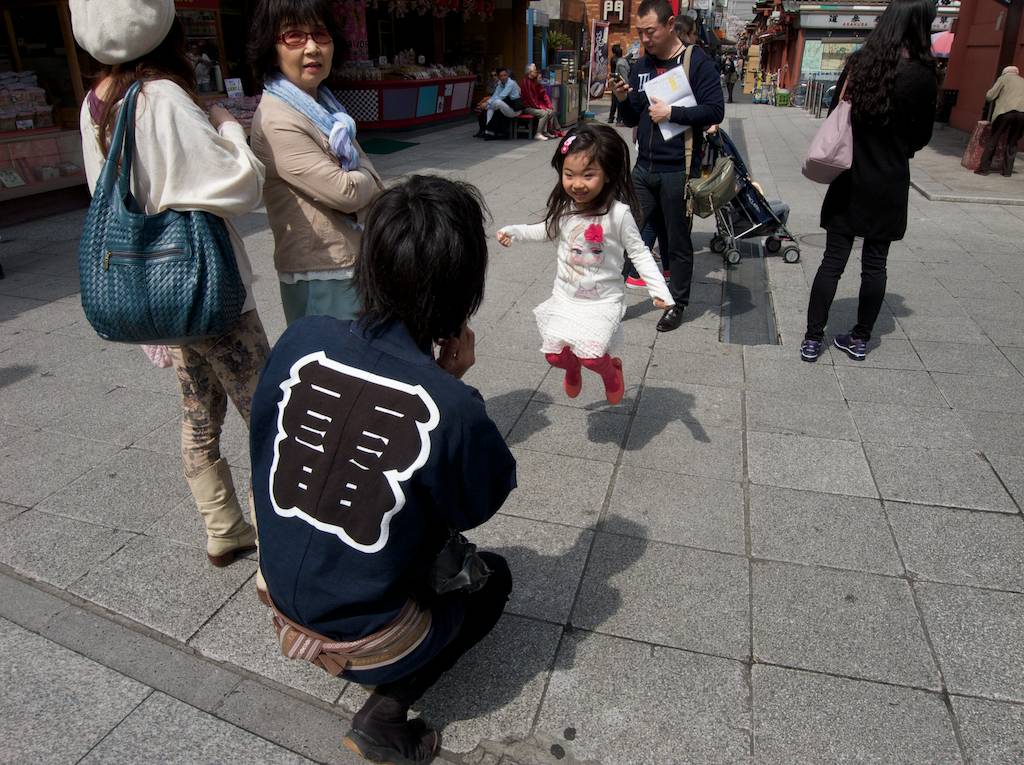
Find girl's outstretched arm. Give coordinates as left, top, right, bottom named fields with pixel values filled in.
left=496, top=222, right=549, bottom=245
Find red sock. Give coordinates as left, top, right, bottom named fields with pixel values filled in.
left=580, top=354, right=624, bottom=405
left=545, top=348, right=582, bottom=398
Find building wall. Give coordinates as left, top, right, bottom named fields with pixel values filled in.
left=946, top=0, right=1024, bottom=132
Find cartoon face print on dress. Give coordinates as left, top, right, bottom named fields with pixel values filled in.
left=269, top=351, right=440, bottom=553
left=569, top=222, right=605, bottom=299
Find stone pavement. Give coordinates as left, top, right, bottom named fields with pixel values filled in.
left=908, top=122, right=1024, bottom=206
left=1, top=100, right=1024, bottom=764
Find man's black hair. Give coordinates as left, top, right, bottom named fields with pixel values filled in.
left=247, top=0, right=347, bottom=85
left=496, top=66, right=510, bottom=75
left=637, top=0, right=674, bottom=25
left=356, top=176, right=490, bottom=350
left=612, top=44, right=623, bottom=57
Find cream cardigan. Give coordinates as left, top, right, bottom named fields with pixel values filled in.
left=80, top=79, right=266, bottom=314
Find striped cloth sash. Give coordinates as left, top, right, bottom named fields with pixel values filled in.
left=267, top=594, right=432, bottom=676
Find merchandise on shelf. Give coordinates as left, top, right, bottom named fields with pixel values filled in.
left=214, top=95, right=261, bottom=130
left=334, top=62, right=471, bottom=81
left=0, top=70, right=54, bottom=132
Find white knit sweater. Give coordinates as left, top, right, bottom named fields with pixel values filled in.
left=80, top=79, right=266, bottom=313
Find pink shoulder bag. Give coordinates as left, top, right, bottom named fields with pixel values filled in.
left=802, top=77, right=853, bottom=184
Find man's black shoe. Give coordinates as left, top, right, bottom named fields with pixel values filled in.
left=656, top=305, right=685, bottom=332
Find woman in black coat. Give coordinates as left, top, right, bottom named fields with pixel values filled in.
left=801, top=0, right=938, bottom=363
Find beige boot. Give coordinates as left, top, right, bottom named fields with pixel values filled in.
left=186, top=459, right=257, bottom=567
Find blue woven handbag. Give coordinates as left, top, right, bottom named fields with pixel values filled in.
left=78, top=81, right=246, bottom=343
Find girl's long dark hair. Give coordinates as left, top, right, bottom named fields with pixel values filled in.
left=845, top=0, right=937, bottom=123
left=94, top=18, right=196, bottom=156
left=544, top=123, right=641, bottom=239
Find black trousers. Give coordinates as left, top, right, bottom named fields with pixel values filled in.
left=477, top=109, right=511, bottom=136
left=980, top=111, right=1024, bottom=175
left=805, top=230, right=890, bottom=342
left=374, top=552, right=512, bottom=707
left=726, top=82, right=735, bottom=103
left=632, top=165, right=694, bottom=305
left=608, top=96, right=619, bottom=122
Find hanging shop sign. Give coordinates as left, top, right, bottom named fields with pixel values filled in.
left=587, top=20, right=610, bottom=101
left=799, top=12, right=879, bottom=29
left=603, top=0, right=629, bottom=25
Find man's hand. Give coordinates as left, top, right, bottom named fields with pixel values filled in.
left=436, top=324, right=476, bottom=379
left=611, top=77, right=632, bottom=102
left=495, top=231, right=512, bottom=247
left=648, top=96, right=671, bottom=124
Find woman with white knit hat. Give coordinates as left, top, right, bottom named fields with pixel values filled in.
left=72, top=0, right=270, bottom=570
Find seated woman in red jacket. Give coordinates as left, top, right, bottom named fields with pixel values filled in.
left=521, top=64, right=564, bottom=140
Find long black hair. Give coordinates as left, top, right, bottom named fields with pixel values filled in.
left=356, top=176, right=490, bottom=350
left=544, top=123, right=642, bottom=240
left=845, top=0, right=937, bottom=123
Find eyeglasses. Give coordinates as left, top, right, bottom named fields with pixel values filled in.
left=277, top=28, right=332, bottom=48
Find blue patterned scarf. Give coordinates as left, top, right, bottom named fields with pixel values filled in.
left=264, top=74, right=359, bottom=171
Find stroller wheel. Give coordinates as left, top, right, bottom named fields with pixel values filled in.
left=710, top=235, right=727, bottom=254
left=765, top=237, right=782, bottom=254
left=725, top=249, right=742, bottom=266
left=782, top=246, right=801, bottom=264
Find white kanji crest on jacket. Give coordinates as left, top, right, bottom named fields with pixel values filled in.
left=269, top=351, right=440, bottom=553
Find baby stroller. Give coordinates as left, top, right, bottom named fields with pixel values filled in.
left=703, top=128, right=801, bottom=266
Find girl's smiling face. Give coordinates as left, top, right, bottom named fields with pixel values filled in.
left=561, top=151, right=607, bottom=209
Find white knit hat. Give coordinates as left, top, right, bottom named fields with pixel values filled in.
left=69, top=0, right=176, bottom=66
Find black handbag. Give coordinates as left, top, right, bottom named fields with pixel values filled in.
left=430, top=531, right=491, bottom=595
left=507, top=96, right=525, bottom=111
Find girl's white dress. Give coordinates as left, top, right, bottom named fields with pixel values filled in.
left=499, top=201, right=673, bottom=359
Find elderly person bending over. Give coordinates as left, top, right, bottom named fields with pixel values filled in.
left=976, top=65, right=1024, bottom=177
left=473, top=66, right=521, bottom=140
left=250, top=175, right=515, bottom=765
left=521, top=64, right=564, bottom=140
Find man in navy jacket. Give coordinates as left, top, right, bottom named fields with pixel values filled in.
left=612, top=0, right=725, bottom=332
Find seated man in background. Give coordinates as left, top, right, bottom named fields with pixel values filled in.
left=473, top=67, right=522, bottom=140
left=521, top=64, right=564, bottom=140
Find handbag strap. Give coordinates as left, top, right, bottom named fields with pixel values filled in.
left=115, top=82, right=144, bottom=202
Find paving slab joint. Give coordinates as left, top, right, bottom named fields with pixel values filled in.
left=0, top=563, right=466, bottom=764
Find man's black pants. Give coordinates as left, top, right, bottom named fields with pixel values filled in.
left=632, top=165, right=694, bottom=306
left=374, top=552, right=512, bottom=707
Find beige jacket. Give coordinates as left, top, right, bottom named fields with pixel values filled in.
left=986, top=72, right=1024, bottom=122
left=251, top=93, right=384, bottom=274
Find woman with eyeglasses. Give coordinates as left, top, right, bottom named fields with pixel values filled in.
left=249, top=0, right=384, bottom=325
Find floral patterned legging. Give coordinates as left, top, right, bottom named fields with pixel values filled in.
left=168, top=309, right=271, bottom=478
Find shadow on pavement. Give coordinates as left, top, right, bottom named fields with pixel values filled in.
left=417, top=518, right=648, bottom=735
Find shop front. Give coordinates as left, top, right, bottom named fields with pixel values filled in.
left=0, top=0, right=252, bottom=203
left=329, top=0, right=529, bottom=129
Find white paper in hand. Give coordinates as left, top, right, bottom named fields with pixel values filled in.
left=643, top=66, right=697, bottom=141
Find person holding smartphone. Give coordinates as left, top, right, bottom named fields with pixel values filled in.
left=608, top=44, right=630, bottom=125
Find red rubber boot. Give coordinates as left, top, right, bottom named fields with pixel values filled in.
left=545, top=347, right=582, bottom=398
left=581, top=354, right=624, bottom=405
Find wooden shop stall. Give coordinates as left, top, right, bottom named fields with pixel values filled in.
left=329, top=0, right=529, bottom=129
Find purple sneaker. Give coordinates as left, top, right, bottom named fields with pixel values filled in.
left=800, top=338, right=824, bottom=362
left=834, top=334, right=868, bottom=361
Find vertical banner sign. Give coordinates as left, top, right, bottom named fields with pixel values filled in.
left=333, top=0, right=370, bottom=63
left=586, top=20, right=611, bottom=110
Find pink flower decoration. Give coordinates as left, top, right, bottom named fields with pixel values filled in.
left=584, top=224, right=604, bottom=243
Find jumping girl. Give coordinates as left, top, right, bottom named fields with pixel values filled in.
left=496, top=123, right=673, bottom=404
